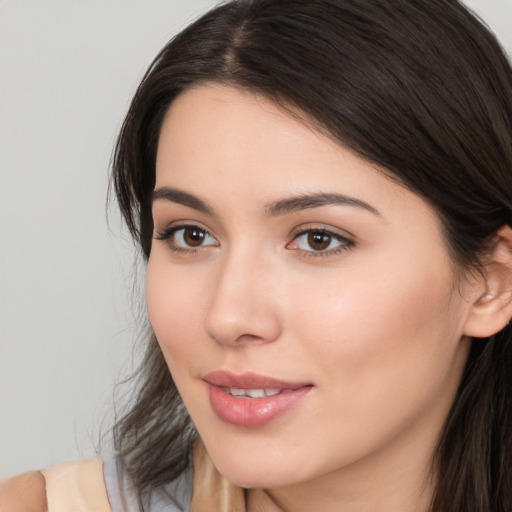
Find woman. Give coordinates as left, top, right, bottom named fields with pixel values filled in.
left=2, top=0, right=511, bottom=510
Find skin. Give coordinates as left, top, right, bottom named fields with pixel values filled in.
left=0, top=472, right=47, bottom=512
left=147, top=84, right=486, bottom=512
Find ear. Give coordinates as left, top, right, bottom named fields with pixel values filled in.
left=463, top=225, right=512, bottom=338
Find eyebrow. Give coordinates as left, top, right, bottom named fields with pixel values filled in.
left=265, top=192, right=380, bottom=217
left=152, top=187, right=380, bottom=217
left=152, top=187, right=214, bottom=215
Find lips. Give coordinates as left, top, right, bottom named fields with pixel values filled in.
left=203, top=371, right=312, bottom=427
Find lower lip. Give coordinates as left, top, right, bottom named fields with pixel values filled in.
left=207, top=384, right=311, bottom=428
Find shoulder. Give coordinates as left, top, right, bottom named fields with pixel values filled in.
left=0, top=471, right=47, bottom=512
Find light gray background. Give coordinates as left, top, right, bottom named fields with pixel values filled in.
left=1, top=0, right=511, bottom=478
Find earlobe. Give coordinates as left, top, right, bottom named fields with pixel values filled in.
left=463, top=225, right=512, bottom=339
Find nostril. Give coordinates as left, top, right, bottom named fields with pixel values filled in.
left=207, top=330, right=267, bottom=347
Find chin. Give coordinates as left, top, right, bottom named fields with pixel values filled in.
left=208, top=449, right=310, bottom=489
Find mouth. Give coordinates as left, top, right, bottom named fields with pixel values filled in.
left=203, top=371, right=312, bottom=427
left=203, top=370, right=311, bottom=390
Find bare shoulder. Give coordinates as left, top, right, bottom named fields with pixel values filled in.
left=0, top=471, right=47, bottom=512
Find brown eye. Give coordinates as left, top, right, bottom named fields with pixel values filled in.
left=307, top=231, right=332, bottom=251
left=287, top=227, right=353, bottom=256
left=182, top=227, right=207, bottom=247
left=154, top=225, right=218, bottom=250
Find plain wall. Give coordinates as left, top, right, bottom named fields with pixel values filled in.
left=1, top=0, right=511, bottom=477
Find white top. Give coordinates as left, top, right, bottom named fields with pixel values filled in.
left=103, top=457, right=193, bottom=512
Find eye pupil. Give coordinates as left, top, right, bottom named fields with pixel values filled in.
left=308, top=231, right=331, bottom=251
left=184, top=227, right=206, bottom=246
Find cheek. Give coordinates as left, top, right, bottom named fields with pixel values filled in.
left=145, top=255, right=208, bottom=371
left=288, top=255, right=465, bottom=416
left=291, top=256, right=453, bottom=343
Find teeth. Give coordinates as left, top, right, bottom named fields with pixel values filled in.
left=246, top=389, right=265, bottom=398
left=225, top=388, right=282, bottom=398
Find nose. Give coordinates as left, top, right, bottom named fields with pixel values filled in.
left=204, top=249, right=282, bottom=347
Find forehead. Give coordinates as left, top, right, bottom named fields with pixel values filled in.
left=156, top=85, right=385, bottom=195
left=157, top=84, right=332, bottom=173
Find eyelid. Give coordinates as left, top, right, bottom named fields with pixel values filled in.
left=154, top=219, right=213, bottom=237
left=288, top=223, right=354, bottom=241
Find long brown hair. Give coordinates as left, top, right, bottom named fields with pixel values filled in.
left=111, top=1, right=512, bottom=510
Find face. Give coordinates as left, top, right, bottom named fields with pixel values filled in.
left=147, top=85, right=475, bottom=493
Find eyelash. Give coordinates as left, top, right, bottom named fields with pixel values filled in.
left=154, top=223, right=355, bottom=257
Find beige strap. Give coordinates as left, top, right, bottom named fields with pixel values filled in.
left=41, top=459, right=112, bottom=512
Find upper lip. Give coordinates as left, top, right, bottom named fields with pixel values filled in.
left=203, top=370, right=311, bottom=390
